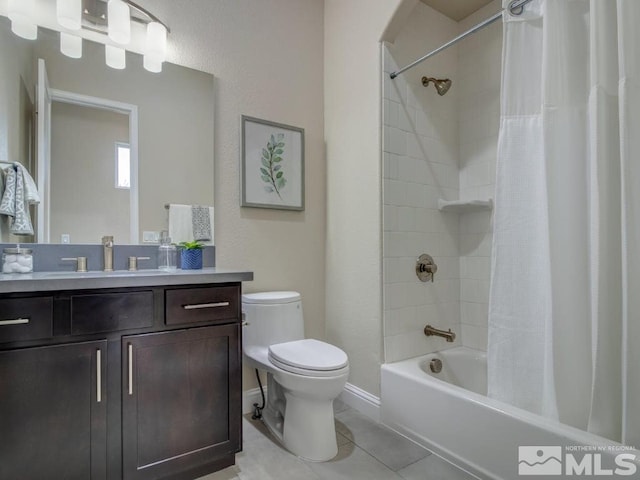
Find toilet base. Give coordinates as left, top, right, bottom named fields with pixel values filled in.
left=261, top=394, right=338, bottom=462
left=259, top=373, right=340, bottom=462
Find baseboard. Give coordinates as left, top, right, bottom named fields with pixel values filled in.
left=338, top=382, right=381, bottom=422
left=242, top=386, right=267, bottom=415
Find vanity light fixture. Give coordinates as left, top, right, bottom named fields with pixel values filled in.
left=8, top=0, right=37, bottom=40
left=7, top=0, right=170, bottom=72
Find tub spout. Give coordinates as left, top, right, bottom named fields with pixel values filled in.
left=424, top=324, right=456, bottom=343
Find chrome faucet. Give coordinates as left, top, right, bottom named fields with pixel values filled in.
left=424, top=324, right=456, bottom=343
left=102, top=236, right=114, bottom=272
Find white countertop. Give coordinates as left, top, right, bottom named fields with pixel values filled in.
left=0, top=267, right=253, bottom=293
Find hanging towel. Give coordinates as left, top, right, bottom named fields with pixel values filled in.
left=0, top=165, right=38, bottom=235
left=191, top=205, right=212, bottom=242
left=168, top=204, right=192, bottom=244
left=168, top=204, right=214, bottom=245
left=17, top=163, right=40, bottom=205
left=0, top=166, right=17, bottom=218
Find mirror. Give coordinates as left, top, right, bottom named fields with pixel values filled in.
left=0, top=16, right=215, bottom=244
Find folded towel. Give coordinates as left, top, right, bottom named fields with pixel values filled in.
left=191, top=205, right=212, bottom=242
left=168, top=204, right=214, bottom=245
left=0, top=164, right=40, bottom=236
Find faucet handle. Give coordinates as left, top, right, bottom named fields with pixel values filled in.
left=61, top=257, right=88, bottom=272
left=128, top=256, right=150, bottom=271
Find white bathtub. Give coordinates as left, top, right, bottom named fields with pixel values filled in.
left=381, top=347, right=639, bottom=479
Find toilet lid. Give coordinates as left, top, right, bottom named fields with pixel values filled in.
left=268, top=339, right=348, bottom=371
left=242, top=291, right=300, bottom=305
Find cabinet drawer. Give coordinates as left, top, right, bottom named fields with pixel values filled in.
left=165, top=286, right=239, bottom=325
left=71, top=291, right=154, bottom=335
left=0, top=296, right=53, bottom=343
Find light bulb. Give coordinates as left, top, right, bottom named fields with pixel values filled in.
left=143, top=56, right=163, bottom=73
left=8, top=0, right=37, bottom=40
left=60, top=32, right=82, bottom=58
left=108, top=0, right=131, bottom=45
left=144, top=22, right=167, bottom=73
left=105, top=45, right=126, bottom=69
left=57, top=0, right=82, bottom=30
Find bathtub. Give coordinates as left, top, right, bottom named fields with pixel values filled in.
left=381, top=347, right=639, bottom=479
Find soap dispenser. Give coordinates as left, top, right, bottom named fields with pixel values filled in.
left=157, top=231, right=177, bottom=272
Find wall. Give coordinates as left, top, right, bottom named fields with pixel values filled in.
left=457, top=0, right=501, bottom=351
left=382, top=3, right=462, bottom=363
left=134, top=0, right=325, bottom=391
left=50, top=102, right=130, bottom=244
left=324, top=0, right=407, bottom=397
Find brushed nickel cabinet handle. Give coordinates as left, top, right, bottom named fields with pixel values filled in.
left=128, top=343, right=133, bottom=395
left=182, top=302, right=230, bottom=310
left=96, top=348, right=102, bottom=403
left=0, top=318, right=29, bottom=326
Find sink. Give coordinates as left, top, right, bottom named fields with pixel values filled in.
left=41, top=270, right=169, bottom=279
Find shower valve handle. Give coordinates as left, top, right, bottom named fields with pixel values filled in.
left=416, top=254, right=438, bottom=282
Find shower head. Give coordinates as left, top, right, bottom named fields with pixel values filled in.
left=421, top=77, right=452, bottom=96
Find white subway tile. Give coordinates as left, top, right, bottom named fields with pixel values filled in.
left=384, top=306, right=418, bottom=337
left=461, top=301, right=488, bottom=327
left=383, top=231, right=407, bottom=258
left=384, top=179, right=405, bottom=206
left=384, top=99, right=400, bottom=127
left=383, top=205, right=398, bottom=232
left=384, top=127, right=407, bottom=155
left=461, top=324, right=488, bottom=351
left=398, top=105, right=416, bottom=132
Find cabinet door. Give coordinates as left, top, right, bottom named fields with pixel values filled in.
left=0, top=340, right=107, bottom=480
left=122, top=324, right=240, bottom=480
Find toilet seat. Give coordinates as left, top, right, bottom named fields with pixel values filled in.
left=268, top=339, right=348, bottom=377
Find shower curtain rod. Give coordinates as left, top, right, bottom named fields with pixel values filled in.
left=390, top=0, right=534, bottom=79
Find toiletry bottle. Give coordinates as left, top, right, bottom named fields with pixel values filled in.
left=158, top=233, right=177, bottom=271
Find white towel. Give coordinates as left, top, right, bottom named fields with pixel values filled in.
left=168, top=204, right=214, bottom=245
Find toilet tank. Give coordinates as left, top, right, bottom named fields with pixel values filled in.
left=242, top=291, right=304, bottom=349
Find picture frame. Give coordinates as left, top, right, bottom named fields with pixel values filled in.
left=241, top=115, right=305, bottom=211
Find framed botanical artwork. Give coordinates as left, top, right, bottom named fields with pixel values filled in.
left=241, top=115, right=305, bottom=211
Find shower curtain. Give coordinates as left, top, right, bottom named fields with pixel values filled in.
left=488, top=0, right=640, bottom=446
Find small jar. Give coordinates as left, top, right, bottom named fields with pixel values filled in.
left=157, top=237, right=177, bottom=272
left=2, top=247, right=33, bottom=274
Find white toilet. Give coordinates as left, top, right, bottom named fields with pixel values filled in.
left=242, top=291, right=349, bottom=462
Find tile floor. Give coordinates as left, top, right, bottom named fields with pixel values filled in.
left=198, top=400, right=478, bottom=480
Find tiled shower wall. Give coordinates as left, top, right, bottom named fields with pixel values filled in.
left=382, top=3, right=462, bottom=363
left=382, top=0, right=502, bottom=361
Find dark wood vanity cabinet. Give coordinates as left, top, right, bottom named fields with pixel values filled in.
left=122, top=324, right=241, bottom=480
left=0, top=283, right=242, bottom=480
left=0, top=340, right=107, bottom=480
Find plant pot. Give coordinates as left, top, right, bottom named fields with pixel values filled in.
left=180, top=249, right=203, bottom=270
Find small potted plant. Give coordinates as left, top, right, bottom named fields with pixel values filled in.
left=178, top=240, right=204, bottom=270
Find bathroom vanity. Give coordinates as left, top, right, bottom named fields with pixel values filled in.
left=0, top=268, right=252, bottom=480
